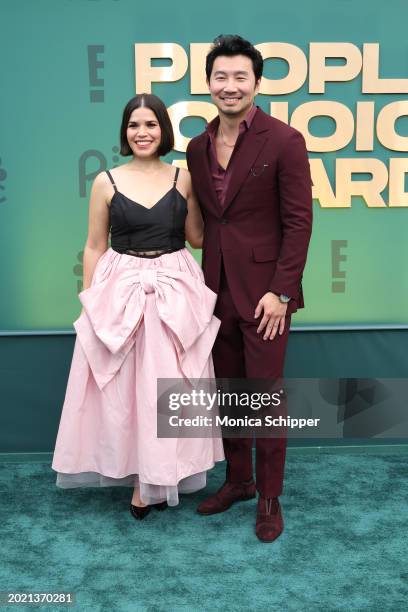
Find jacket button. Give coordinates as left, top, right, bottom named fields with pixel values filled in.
left=221, top=219, right=228, bottom=224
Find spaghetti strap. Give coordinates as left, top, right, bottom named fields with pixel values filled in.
left=173, top=166, right=180, bottom=187
left=106, top=170, right=117, bottom=192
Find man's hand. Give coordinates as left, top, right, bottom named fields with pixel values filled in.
left=254, top=292, right=288, bottom=340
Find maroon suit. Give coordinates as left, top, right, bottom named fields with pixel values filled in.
left=186, top=107, right=312, bottom=497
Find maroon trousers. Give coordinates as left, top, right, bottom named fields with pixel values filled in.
left=212, top=261, right=291, bottom=498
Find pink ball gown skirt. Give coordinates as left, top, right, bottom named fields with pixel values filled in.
left=51, top=247, right=225, bottom=506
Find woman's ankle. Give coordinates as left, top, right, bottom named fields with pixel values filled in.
left=131, top=488, right=147, bottom=507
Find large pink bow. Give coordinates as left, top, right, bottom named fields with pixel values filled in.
left=73, top=266, right=220, bottom=390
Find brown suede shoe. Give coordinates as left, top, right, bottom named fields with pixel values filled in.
left=197, top=480, right=256, bottom=515
left=255, top=496, right=284, bottom=542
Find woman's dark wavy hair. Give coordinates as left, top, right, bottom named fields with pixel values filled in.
left=119, top=94, right=174, bottom=157
left=205, top=35, right=264, bottom=82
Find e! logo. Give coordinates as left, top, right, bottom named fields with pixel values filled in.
left=0, top=157, right=7, bottom=204
left=331, top=240, right=348, bottom=293
left=73, top=250, right=84, bottom=294
left=87, top=45, right=105, bottom=102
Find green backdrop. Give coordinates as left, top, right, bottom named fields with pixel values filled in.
left=1, top=0, right=407, bottom=331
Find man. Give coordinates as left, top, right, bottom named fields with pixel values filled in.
left=186, top=35, right=313, bottom=542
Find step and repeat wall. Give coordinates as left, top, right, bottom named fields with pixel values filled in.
left=1, top=0, right=407, bottom=330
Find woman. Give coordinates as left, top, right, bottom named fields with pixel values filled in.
left=52, top=94, right=224, bottom=519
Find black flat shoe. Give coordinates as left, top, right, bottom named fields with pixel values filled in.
left=129, top=501, right=168, bottom=520
left=130, top=503, right=151, bottom=520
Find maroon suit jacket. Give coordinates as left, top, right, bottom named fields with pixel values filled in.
left=186, top=107, right=313, bottom=322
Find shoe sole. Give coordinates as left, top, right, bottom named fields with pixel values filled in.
left=197, top=493, right=256, bottom=515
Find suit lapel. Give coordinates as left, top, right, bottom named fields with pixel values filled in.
left=223, top=109, right=270, bottom=211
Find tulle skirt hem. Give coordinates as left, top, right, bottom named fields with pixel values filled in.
left=55, top=469, right=210, bottom=506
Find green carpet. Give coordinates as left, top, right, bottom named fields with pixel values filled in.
left=0, top=452, right=407, bottom=611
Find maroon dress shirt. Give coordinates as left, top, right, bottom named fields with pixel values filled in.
left=206, top=104, right=258, bottom=207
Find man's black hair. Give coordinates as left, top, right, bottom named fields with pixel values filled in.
left=205, top=34, right=264, bottom=81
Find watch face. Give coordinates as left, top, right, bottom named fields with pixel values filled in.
left=280, top=294, right=290, bottom=303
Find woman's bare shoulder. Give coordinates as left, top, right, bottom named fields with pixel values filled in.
left=94, top=164, right=129, bottom=192
left=175, top=166, right=192, bottom=197
left=91, top=170, right=110, bottom=190
left=90, top=170, right=116, bottom=208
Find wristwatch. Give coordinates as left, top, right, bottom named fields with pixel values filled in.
left=269, top=291, right=290, bottom=303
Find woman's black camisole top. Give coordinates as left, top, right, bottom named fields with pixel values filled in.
left=107, top=167, right=187, bottom=258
